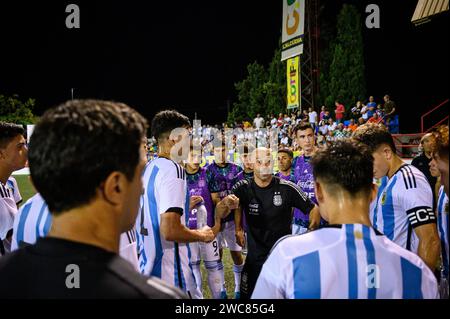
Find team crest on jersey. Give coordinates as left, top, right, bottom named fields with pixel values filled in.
left=381, top=191, right=387, bottom=205
left=273, top=192, right=282, bottom=206
left=228, top=173, right=234, bottom=180
left=199, top=179, right=206, bottom=187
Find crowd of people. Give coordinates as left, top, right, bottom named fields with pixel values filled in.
left=0, top=99, right=448, bottom=300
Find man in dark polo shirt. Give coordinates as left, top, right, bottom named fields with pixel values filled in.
left=0, top=100, right=185, bottom=299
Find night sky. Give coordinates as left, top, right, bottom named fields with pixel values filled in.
left=0, top=0, right=448, bottom=133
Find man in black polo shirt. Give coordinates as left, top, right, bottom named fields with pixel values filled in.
left=216, top=147, right=319, bottom=299
left=0, top=100, right=185, bottom=299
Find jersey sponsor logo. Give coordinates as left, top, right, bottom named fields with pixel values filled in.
left=248, top=202, right=259, bottom=215
left=407, top=206, right=436, bottom=227
left=273, top=192, right=282, bottom=206
left=198, top=179, right=206, bottom=187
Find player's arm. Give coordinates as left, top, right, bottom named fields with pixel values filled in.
left=210, top=192, right=221, bottom=206
left=234, top=206, right=245, bottom=247
left=414, top=223, right=440, bottom=271
left=160, top=211, right=214, bottom=243
left=215, top=195, right=239, bottom=220
left=403, top=176, right=440, bottom=270
left=285, top=181, right=319, bottom=229
left=158, top=169, right=213, bottom=243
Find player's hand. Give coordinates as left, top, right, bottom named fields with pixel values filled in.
left=224, top=194, right=240, bottom=210
left=308, top=205, right=321, bottom=231
left=235, top=229, right=245, bottom=247
left=189, top=195, right=203, bottom=210
left=199, top=226, right=215, bottom=243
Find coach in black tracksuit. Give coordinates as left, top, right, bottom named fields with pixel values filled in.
left=216, top=147, right=319, bottom=299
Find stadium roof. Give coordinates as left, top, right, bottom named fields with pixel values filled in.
left=412, top=0, right=449, bottom=25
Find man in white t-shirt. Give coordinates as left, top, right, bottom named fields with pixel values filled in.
left=253, top=114, right=264, bottom=129
left=308, top=107, right=318, bottom=131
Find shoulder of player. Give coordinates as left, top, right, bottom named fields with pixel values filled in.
left=150, top=158, right=186, bottom=180
left=380, top=235, right=436, bottom=279
left=395, top=164, right=429, bottom=191
left=232, top=178, right=250, bottom=191
left=278, top=178, right=300, bottom=190
left=269, top=230, right=330, bottom=261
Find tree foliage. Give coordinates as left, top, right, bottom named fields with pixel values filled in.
left=0, top=94, right=37, bottom=125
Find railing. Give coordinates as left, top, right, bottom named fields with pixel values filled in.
left=421, top=99, right=449, bottom=133
left=392, top=133, right=424, bottom=159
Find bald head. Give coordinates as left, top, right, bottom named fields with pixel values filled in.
left=420, top=133, right=436, bottom=156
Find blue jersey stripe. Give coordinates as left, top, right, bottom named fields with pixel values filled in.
left=362, top=226, right=377, bottom=299
left=16, top=203, right=32, bottom=245
left=382, top=176, right=397, bottom=240
left=437, top=191, right=448, bottom=276
left=148, top=166, right=164, bottom=278
left=35, top=203, right=47, bottom=238
left=293, top=251, right=321, bottom=298
left=400, top=257, right=423, bottom=299
left=42, top=206, right=52, bottom=236
left=345, top=224, right=358, bottom=299
left=373, top=177, right=388, bottom=227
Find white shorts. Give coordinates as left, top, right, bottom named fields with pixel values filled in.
left=190, top=238, right=220, bottom=263
left=218, top=221, right=242, bottom=252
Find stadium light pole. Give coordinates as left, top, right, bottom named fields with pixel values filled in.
left=71, top=88, right=74, bottom=100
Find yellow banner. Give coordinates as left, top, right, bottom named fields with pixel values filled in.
left=287, top=56, right=300, bottom=110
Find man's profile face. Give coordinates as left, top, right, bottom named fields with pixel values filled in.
left=372, top=147, right=390, bottom=179
left=1, top=134, right=28, bottom=171
left=434, top=152, right=449, bottom=196
left=240, top=153, right=253, bottom=171
left=187, top=150, right=201, bottom=171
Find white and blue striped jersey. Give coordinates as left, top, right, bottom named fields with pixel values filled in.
left=252, top=224, right=439, bottom=299
left=437, top=186, right=449, bottom=278
left=11, top=193, right=140, bottom=270
left=137, top=157, right=200, bottom=298
left=0, top=177, right=22, bottom=240
left=371, top=164, right=435, bottom=253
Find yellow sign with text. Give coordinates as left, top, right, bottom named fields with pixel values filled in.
left=287, top=56, right=300, bottom=110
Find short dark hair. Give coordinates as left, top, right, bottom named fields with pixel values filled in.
left=151, top=110, right=190, bottom=140
left=28, top=100, right=148, bottom=214
left=278, top=148, right=293, bottom=158
left=0, top=122, right=25, bottom=149
left=433, top=125, right=449, bottom=159
left=242, top=143, right=255, bottom=155
left=293, top=122, right=314, bottom=136
left=311, top=140, right=374, bottom=195
left=353, top=123, right=396, bottom=153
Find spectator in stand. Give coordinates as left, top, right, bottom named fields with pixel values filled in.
left=366, top=96, right=377, bottom=118
left=322, top=109, right=331, bottom=122
left=327, top=118, right=337, bottom=133
left=367, top=112, right=383, bottom=124
left=334, top=101, right=345, bottom=124
left=280, top=133, right=290, bottom=147
left=319, top=106, right=326, bottom=122
left=358, top=117, right=366, bottom=126
left=361, top=103, right=369, bottom=121
left=318, top=119, right=329, bottom=136
left=270, top=115, right=277, bottom=129
left=351, top=101, right=362, bottom=121
left=346, top=118, right=358, bottom=133
left=308, top=107, right=318, bottom=131
left=333, top=123, right=347, bottom=140
left=383, top=95, right=397, bottom=124
left=253, top=113, right=265, bottom=129
left=277, top=113, right=284, bottom=127
left=284, top=114, right=292, bottom=126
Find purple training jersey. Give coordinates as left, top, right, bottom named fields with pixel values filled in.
left=186, top=167, right=215, bottom=229
left=206, top=162, right=243, bottom=223
left=292, top=155, right=317, bottom=227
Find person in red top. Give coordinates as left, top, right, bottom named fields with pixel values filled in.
left=334, top=101, right=345, bottom=124
left=367, top=112, right=383, bottom=124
